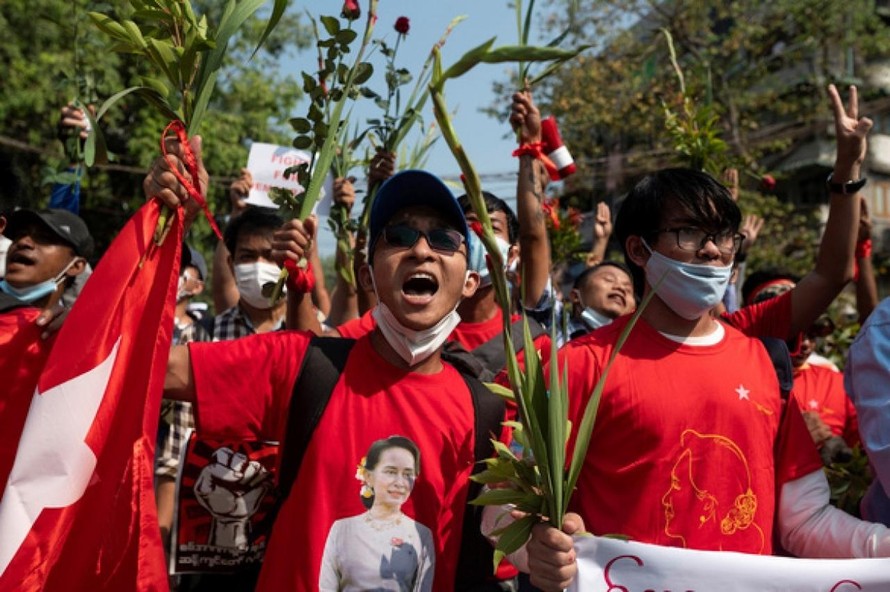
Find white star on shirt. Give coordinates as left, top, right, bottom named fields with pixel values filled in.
left=736, top=385, right=750, bottom=401
left=809, top=399, right=820, bottom=410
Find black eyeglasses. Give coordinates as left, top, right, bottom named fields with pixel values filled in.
left=657, top=227, right=745, bottom=255
left=382, top=224, right=464, bottom=254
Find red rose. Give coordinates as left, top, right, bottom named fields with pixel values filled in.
left=760, top=174, right=776, bottom=192
left=469, top=220, right=484, bottom=237
left=394, top=16, right=410, bottom=35
left=341, top=0, right=360, bottom=20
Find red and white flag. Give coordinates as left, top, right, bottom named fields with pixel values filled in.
left=0, top=200, right=181, bottom=591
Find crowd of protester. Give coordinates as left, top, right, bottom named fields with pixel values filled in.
left=3, top=83, right=890, bottom=591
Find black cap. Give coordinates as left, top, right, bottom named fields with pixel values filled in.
left=369, top=170, right=468, bottom=254
left=5, top=208, right=94, bottom=258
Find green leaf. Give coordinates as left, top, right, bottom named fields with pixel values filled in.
left=440, top=37, right=497, bottom=82
left=191, top=0, right=267, bottom=134
left=290, top=118, right=311, bottom=133
left=293, top=135, right=313, bottom=149
left=492, top=515, right=537, bottom=571
left=353, top=62, right=374, bottom=85
left=250, top=0, right=288, bottom=60
left=96, top=85, right=148, bottom=120
left=89, top=13, right=131, bottom=44
left=336, top=29, right=358, bottom=45
left=483, top=382, right=515, bottom=401
left=121, top=19, right=148, bottom=50
left=320, top=15, right=341, bottom=37
left=470, top=487, right=528, bottom=506
left=480, top=44, right=586, bottom=64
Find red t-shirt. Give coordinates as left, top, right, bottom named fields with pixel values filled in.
left=335, top=309, right=376, bottom=339
left=555, top=316, right=821, bottom=554
left=190, top=332, right=482, bottom=592
left=722, top=288, right=793, bottom=339
left=792, top=363, right=860, bottom=446
left=452, top=308, right=552, bottom=368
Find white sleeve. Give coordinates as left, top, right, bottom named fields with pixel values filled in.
left=481, top=503, right=530, bottom=572
left=779, top=469, right=890, bottom=557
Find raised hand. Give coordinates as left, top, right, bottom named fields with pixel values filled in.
left=827, top=84, right=872, bottom=171
left=333, top=177, right=356, bottom=213
left=142, top=135, right=207, bottom=223
left=510, top=90, right=542, bottom=145
left=368, top=149, right=395, bottom=190
left=229, top=168, right=253, bottom=217
left=271, top=216, right=317, bottom=267
left=739, top=214, right=765, bottom=254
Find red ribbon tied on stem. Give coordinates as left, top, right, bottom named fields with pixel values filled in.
left=161, top=120, right=222, bottom=240
left=512, top=142, right=560, bottom=182
left=284, top=259, right=316, bottom=294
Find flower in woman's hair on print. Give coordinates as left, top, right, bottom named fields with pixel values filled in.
left=394, top=16, right=410, bottom=35
left=391, top=537, right=404, bottom=547
left=355, top=456, right=373, bottom=498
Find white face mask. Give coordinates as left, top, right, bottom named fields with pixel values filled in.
left=0, top=235, right=11, bottom=278
left=369, top=265, right=465, bottom=366
left=234, top=261, right=283, bottom=310
left=642, top=240, right=732, bottom=320
left=373, top=302, right=461, bottom=366
left=467, top=232, right=512, bottom=288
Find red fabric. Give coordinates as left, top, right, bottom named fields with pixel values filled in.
left=511, top=142, right=560, bottom=181
left=722, top=288, right=793, bottom=340
left=336, top=309, right=377, bottom=339
left=451, top=309, right=551, bottom=366
left=555, top=316, right=822, bottom=554
left=190, top=333, right=481, bottom=591
left=0, top=307, right=53, bottom=494
left=792, top=364, right=860, bottom=447
left=0, top=200, right=179, bottom=590
left=284, top=259, right=316, bottom=294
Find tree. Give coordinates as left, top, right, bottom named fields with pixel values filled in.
left=528, top=0, right=890, bottom=203
left=0, top=0, right=311, bottom=257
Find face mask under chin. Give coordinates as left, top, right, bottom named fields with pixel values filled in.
left=368, top=265, right=468, bottom=366
left=0, top=257, right=80, bottom=304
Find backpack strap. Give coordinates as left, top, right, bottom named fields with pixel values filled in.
left=758, top=336, right=794, bottom=401
left=470, top=316, right=546, bottom=376
left=256, top=336, right=355, bottom=547
left=278, top=336, right=356, bottom=500
left=454, top=369, right=508, bottom=588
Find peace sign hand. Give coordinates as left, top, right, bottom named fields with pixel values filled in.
left=827, top=84, right=873, bottom=170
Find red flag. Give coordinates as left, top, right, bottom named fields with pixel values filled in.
left=0, top=200, right=181, bottom=591
left=0, top=307, right=53, bottom=495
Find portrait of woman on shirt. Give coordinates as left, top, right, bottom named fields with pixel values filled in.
left=319, top=435, right=435, bottom=591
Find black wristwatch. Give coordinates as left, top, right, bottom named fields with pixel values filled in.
left=826, top=173, right=867, bottom=195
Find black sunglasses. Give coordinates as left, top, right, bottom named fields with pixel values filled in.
left=382, top=224, right=464, bottom=254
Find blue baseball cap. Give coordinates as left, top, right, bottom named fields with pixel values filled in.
left=369, top=170, right=469, bottom=255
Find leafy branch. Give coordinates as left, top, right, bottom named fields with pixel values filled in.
left=266, top=0, right=378, bottom=302
left=89, top=0, right=287, bottom=242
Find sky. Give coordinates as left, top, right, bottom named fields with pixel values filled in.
left=297, top=1, right=545, bottom=255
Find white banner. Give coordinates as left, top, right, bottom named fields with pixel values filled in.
left=244, top=142, right=333, bottom=216
left=573, top=535, right=890, bottom=591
